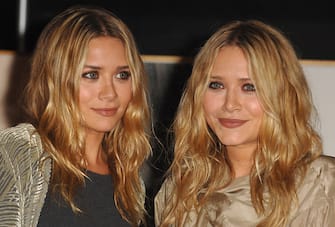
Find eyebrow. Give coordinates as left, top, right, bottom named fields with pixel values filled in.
left=83, top=65, right=130, bottom=70
left=210, top=75, right=252, bottom=82
left=239, top=78, right=252, bottom=82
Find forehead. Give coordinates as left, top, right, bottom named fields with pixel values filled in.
left=85, top=36, right=126, bottom=63
left=211, top=46, right=249, bottom=79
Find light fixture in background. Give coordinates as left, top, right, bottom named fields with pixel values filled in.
left=17, top=0, right=28, bottom=52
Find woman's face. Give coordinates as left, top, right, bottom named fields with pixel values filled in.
left=203, top=46, right=263, bottom=153
left=79, top=36, right=132, bottom=136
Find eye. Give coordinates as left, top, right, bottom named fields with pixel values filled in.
left=209, top=81, right=224, bottom=89
left=242, top=83, right=256, bottom=92
left=115, top=71, right=131, bottom=80
left=82, top=71, right=98, bottom=79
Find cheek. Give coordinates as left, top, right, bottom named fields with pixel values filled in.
left=203, top=92, right=220, bottom=117
left=79, top=85, right=95, bottom=107
left=123, top=93, right=132, bottom=107
left=247, top=99, right=264, bottom=121
left=203, top=93, right=218, bottom=128
left=117, top=84, right=133, bottom=105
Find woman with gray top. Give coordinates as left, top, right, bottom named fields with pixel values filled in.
left=0, top=5, right=151, bottom=227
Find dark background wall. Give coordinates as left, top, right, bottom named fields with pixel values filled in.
left=1, top=0, right=335, bottom=60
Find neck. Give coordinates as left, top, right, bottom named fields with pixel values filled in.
left=84, top=131, right=110, bottom=175
left=226, top=144, right=255, bottom=178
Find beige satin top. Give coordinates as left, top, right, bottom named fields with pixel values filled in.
left=155, top=155, right=335, bottom=226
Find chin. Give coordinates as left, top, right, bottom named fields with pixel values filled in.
left=219, top=137, right=244, bottom=146
left=97, top=125, right=116, bottom=132
left=85, top=123, right=116, bottom=134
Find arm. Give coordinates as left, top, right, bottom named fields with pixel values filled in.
left=290, top=156, right=335, bottom=226
left=0, top=124, right=51, bottom=227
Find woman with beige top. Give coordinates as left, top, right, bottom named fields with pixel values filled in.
left=155, top=20, right=335, bottom=226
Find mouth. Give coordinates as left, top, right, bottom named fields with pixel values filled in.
left=92, top=108, right=118, bottom=117
left=218, top=118, right=247, bottom=128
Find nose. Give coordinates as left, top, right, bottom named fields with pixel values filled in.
left=98, top=79, right=117, bottom=100
left=223, top=89, right=241, bottom=112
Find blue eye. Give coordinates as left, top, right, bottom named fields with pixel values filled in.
left=115, top=71, right=131, bottom=80
left=82, top=71, right=98, bottom=79
left=243, top=83, right=256, bottom=91
left=209, top=81, right=224, bottom=89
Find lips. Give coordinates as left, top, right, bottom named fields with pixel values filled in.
left=219, top=118, right=247, bottom=128
left=92, top=108, right=118, bottom=117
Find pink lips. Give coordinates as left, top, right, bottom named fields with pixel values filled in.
left=92, top=108, right=117, bottom=117
left=219, top=118, right=247, bottom=128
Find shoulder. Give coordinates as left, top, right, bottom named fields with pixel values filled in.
left=0, top=123, right=44, bottom=169
left=0, top=124, right=51, bottom=226
left=299, top=155, right=335, bottom=199
left=290, top=156, right=335, bottom=225
left=308, top=155, right=335, bottom=183
left=0, top=123, right=39, bottom=146
left=310, top=155, right=335, bottom=168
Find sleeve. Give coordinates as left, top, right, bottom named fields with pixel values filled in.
left=0, top=131, right=20, bottom=226
left=0, top=125, right=33, bottom=226
left=0, top=124, right=51, bottom=227
left=290, top=196, right=335, bottom=226
left=289, top=156, right=335, bottom=227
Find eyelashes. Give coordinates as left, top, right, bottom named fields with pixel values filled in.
left=208, top=81, right=224, bottom=89
left=208, top=81, right=256, bottom=92
left=115, top=71, right=131, bottom=80
left=82, top=71, right=98, bottom=79
left=242, top=83, right=256, bottom=91
left=81, top=70, right=131, bottom=80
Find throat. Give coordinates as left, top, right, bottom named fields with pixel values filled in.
left=85, top=146, right=110, bottom=175
left=233, top=162, right=252, bottom=178
left=226, top=147, right=254, bottom=178
left=87, top=161, right=110, bottom=175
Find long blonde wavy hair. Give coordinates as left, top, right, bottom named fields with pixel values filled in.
left=160, top=20, right=322, bottom=226
left=24, top=5, right=151, bottom=226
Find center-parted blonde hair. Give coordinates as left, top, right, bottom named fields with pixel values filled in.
left=24, top=5, right=151, bottom=226
left=159, top=20, right=322, bottom=226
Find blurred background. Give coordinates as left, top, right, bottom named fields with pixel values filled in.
left=1, top=0, right=335, bottom=59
